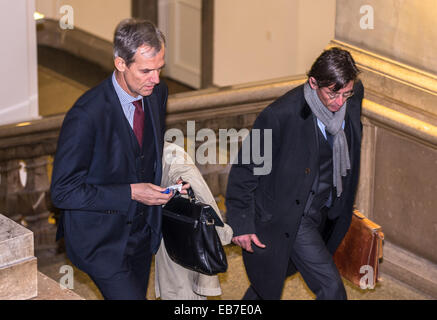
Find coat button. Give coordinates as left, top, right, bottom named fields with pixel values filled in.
left=285, top=232, right=290, bottom=238
left=296, top=199, right=300, bottom=205
left=305, top=168, right=311, bottom=174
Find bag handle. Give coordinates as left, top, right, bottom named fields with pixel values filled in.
left=181, top=181, right=195, bottom=200
left=173, top=181, right=197, bottom=202
left=179, top=181, right=225, bottom=227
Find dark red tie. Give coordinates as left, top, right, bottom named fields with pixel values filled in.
left=132, top=100, right=144, bottom=147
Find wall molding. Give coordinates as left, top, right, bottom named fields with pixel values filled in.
left=329, top=40, right=437, bottom=127
left=330, top=40, right=437, bottom=96
left=363, top=99, right=437, bottom=147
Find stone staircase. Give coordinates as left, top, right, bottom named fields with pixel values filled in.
left=0, top=213, right=82, bottom=300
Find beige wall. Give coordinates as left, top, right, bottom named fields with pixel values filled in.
left=336, top=0, right=437, bottom=75
left=35, top=0, right=131, bottom=42
left=213, top=0, right=336, bottom=87
left=0, top=0, right=39, bottom=125
left=35, top=0, right=337, bottom=88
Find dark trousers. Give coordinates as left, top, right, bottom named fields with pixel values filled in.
left=289, top=206, right=346, bottom=300
left=243, top=206, right=346, bottom=300
left=90, top=213, right=153, bottom=300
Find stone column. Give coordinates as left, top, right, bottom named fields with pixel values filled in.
left=19, top=156, right=57, bottom=252
left=0, top=161, right=24, bottom=222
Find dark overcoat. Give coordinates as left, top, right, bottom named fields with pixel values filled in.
left=226, top=81, right=364, bottom=299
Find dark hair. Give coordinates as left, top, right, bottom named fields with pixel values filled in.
left=307, top=47, right=360, bottom=91
left=113, top=18, right=166, bottom=66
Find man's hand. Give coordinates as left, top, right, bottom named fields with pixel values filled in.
left=176, top=177, right=190, bottom=195
left=130, top=183, right=173, bottom=205
left=232, top=234, right=266, bottom=253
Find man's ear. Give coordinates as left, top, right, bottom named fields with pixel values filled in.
left=309, top=77, right=318, bottom=90
left=114, top=57, right=126, bottom=72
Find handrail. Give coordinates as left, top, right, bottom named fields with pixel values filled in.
left=362, top=99, right=437, bottom=146
left=0, top=77, right=436, bottom=149
left=167, top=76, right=306, bottom=113
left=0, top=75, right=306, bottom=147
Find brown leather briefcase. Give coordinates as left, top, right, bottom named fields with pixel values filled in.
left=333, top=210, right=384, bottom=289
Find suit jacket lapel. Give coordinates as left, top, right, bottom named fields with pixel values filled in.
left=300, top=101, right=319, bottom=170
left=144, top=94, right=163, bottom=185
left=104, top=78, right=139, bottom=158
left=345, top=102, right=362, bottom=172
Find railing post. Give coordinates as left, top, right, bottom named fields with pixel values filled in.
left=0, top=160, right=23, bottom=221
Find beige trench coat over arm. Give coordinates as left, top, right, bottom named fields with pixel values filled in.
left=155, top=142, right=233, bottom=300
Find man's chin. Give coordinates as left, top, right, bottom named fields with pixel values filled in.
left=140, top=88, right=154, bottom=96
left=328, top=105, right=342, bottom=113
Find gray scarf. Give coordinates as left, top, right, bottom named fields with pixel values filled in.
left=303, top=82, right=350, bottom=197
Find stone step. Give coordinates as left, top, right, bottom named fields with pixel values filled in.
left=32, top=271, right=84, bottom=300
left=0, top=214, right=34, bottom=266
left=0, top=256, right=37, bottom=300
left=0, top=213, right=37, bottom=299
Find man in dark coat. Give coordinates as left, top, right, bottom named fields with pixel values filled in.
left=226, top=47, right=364, bottom=300
left=50, top=19, right=188, bottom=299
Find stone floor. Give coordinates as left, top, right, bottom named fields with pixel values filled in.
left=36, top=244, right=432, bottom=300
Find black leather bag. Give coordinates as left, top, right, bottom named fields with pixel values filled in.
left=161, top=187, right=228, bottom=275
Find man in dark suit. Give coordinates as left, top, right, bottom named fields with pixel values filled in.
left=226, top=47, right=364, bottom=300
left=50, top=19, right=186, bottom=299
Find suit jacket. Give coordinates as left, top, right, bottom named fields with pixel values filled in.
left=50, top=76, right=168, bottom=279
left=225, top=81, right=364, bottom=299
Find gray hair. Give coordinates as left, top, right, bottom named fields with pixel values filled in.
left=113, top=18, right=166, bottom=66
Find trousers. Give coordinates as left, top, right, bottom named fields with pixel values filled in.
left=90, top=212, right=153, bottom=300
left=243, top=206, right=346, bottom=300
left=289, top=205, right=346, bottom=300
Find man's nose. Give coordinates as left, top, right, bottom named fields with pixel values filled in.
left=335, top=95, right=345, bottom=106
left=151, top=70, right=160, bottom=84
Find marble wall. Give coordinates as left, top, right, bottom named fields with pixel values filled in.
left=336, top=0, right=437, bottom=75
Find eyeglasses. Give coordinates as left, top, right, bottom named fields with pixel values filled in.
left=309, top=78, right=355, bottom=101
left=322, top=88, right=354, bottom=100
